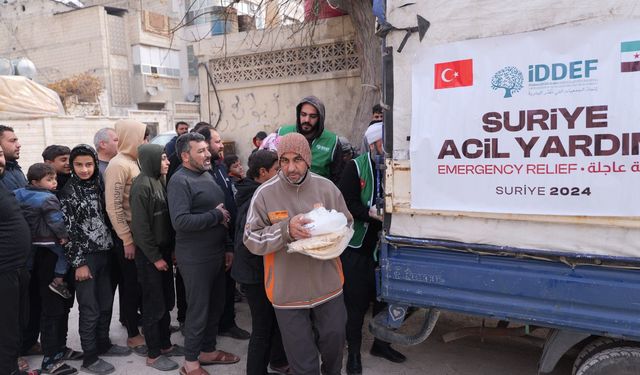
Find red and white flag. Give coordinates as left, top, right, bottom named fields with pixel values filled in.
left=434, top=59, right=473, bottom=89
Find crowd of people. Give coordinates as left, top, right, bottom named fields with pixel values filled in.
left=0, top=95, right=400, bottom=375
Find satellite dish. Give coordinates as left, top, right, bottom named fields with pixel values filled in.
left=147, top=86, right=159, bottom=96
left=0, top=58, right=13, bottom=76
left=186, top=93, right=195, bottom=102
left=13, top=58, right=36, bottom=79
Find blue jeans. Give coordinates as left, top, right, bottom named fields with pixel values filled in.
left=49, top=244, right=69, bottom=278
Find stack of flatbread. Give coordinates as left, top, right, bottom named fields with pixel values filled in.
left=287, top=207, right=354, bottom=260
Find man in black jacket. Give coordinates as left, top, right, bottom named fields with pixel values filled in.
left=231, top=150, right=289, bottom=375
left=0, top=146, right=38, bottom=375
left=338, top=123, right=406, bottom=375
left=0, top=125, right=27, bottom=191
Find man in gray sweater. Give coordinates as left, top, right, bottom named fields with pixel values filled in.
left=167, top=132, right=240, bottom=375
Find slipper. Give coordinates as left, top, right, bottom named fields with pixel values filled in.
left=198, top=350, right=240, bottom=365
left=161, top=344, right=185, bottom=357
left=179, top=366, right=210, bottom=375
left=129, top=344, right=148, bottom=357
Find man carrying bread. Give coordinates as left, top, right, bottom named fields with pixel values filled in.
left=243, top=132, right=353, bottom=375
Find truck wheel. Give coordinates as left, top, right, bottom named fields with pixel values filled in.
left=572, top=337, right=622, bottom=374
left=575, top=347, right=640, bottom=375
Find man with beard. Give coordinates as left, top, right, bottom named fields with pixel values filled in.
left=0, top=125, right=27, bottom=191
left=278, top=96, right=344, bottom=184
left=168, top=132, right=240, bottom=375
left=244, top=133, right=353, bottom=375
left=195, top=126, right=249, bottom=341
left=338, top=122, right=406, bottom=375
left=0, top=145, right=40, bottom=375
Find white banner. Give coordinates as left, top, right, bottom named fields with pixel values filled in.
left=410, top=20, right=640, bottom=216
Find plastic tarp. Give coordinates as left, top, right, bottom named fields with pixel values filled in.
left=0, top=76, right=64, bottom=119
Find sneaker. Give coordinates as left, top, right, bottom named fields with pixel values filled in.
left=42, top=361, right=78, bottom=375
left=101, top=344, right=131, bottom=357
left=49, top=281, right=72, bottom=299
left=62, top=347, right=83, bottom=361
left=81, top=359, right=114, bottom=375
left=147, top=355, right=179, bottom=371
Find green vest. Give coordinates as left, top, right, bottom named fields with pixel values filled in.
left=349, top=152, right=374, bottom=248
left=278, top=125, right=338, bottom=178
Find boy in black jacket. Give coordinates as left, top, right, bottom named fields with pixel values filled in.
left=60, top=145, right=130, bottom=375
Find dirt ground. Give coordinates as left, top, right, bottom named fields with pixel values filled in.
left=24, top=294, right=574, bottom=375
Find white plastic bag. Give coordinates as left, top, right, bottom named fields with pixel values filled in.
left=302, top=207, right=348, bottom=236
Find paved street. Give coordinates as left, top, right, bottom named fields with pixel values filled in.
left=24, top=293, right=572, bottom=375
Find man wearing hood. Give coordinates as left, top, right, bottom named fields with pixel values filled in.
left=130, top=144, right=182, bottom=371
left=278, top=96, right=344, bottom=184
left=104, top=119, right=147, bottom=354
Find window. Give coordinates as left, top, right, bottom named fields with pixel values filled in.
left=132, top=45, right=181, bottom=78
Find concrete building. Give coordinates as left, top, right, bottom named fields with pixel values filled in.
left=0, top=0, right=200, bottom=136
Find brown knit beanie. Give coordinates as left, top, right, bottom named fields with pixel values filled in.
left=277, top=133, right=312, bottom=167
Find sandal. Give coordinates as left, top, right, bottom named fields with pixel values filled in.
left=18, top=356, right=29, bottom=371
left=128, top=344, right=148, bottom=357
left=198, top=350, right=240, bottom=365
left=179, top=366, right=210, bottom=375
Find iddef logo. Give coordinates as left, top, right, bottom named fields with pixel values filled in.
left=491, top=66, right=524, bottom=98
left=528, top=59, right=597, bottom=82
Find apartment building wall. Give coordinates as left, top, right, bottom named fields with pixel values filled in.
left=194, top=15, right=362, bottom=160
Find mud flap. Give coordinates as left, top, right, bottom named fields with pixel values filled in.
left=369, top=305, right=440, bottom=346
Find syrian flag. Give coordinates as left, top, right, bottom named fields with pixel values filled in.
left=621, top=40, right=640, bottom=72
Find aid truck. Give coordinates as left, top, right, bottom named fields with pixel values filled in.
left=371, top=1, right=640, bottom=374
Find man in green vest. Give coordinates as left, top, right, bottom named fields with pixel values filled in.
left=337, top=122, right=406, bottom=375
left=278, top=96, right=344, bottom=183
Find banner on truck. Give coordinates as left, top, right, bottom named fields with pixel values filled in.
left=410, top=20, right=640, bottom=217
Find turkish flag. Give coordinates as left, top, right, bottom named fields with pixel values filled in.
left=434, top=59, right=473, bottom=89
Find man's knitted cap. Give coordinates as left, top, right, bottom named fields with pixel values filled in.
left=277, top=133, right=312, bottom=167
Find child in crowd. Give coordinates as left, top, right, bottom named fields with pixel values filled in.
left=223, top=154, right=244, bottom=183
left=14, top=163, right=71, bottom=299
left=42, top=144, right=71, bottom=191
left=60, top=144, right=130, bottom=375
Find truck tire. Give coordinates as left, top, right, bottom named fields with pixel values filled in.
left=572, top=337, right=622, bottom=374
left=575, top=347, right=640, bottom=375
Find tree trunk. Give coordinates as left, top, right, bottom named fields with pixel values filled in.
left=341, top=0, right=382, bottom=150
